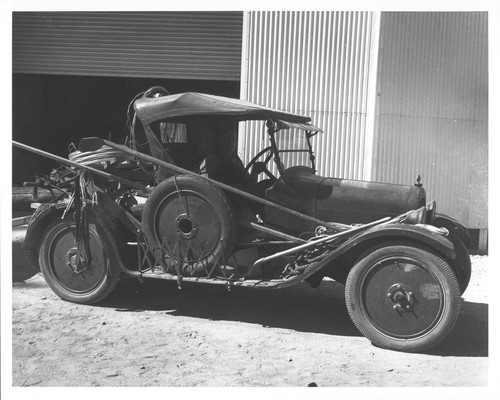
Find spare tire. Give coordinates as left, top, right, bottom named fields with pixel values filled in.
left=142, top=174, right=236, bottom=277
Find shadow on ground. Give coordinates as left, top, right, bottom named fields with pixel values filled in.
left=97, top=277, right=488, bottom=357
left=424, top=300, right=488, bottom=357
left=100, top=277, right=360, bottom=337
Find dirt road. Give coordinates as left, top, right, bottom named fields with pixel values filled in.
left=10, top=256, right=488, bottom=387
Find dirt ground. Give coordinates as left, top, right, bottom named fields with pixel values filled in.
left=9, top=255, right=489, bottom=388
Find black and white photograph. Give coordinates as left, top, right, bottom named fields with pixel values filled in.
left=1, top=1, right=498, bottom=398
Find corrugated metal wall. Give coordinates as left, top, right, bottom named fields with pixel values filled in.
left=239, top=11, right=379, bottom=180
left=374, top=12, right=488, bottom=229
left=13, top=12, right=243, bottom=81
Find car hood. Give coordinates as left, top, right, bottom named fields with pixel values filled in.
left=133, top=92, right=319, bottom=129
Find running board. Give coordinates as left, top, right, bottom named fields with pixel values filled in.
left=122, top=242, right=342, bottom=290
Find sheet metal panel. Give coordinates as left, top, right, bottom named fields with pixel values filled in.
left=374, top=12, right=488, bottom=228
left=13, top=12, right=243, bottom=81
left=239, top=11, right=379, bottom=180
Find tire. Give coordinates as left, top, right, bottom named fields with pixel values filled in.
left=434, top=218, right=471, bottom=295
left=142, top=174, right=236, bottom=277
left=450, top=238, right=471, bottom=295
left=345, top=244, right=461, bottom=352
left=39, top=215, right=121, bottom=304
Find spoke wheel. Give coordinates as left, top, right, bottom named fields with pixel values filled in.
left=142, top=175, right=235, bottom=277
left=39, top=216, right=120, bottom=304
left=345, top=244, right=461, bottom=352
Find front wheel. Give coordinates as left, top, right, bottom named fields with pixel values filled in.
left=39, top=216, right=121, bottom=304
left=345, top=244, right=461, bottom=352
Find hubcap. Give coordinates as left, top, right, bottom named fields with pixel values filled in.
left=65, top=247, right=89, bottom=274
left=386, top=283, right=416, bottom=312
left=48, top=223, right=108, bottom=293
left=360, top=257, right=445, bottom=338
left=65, top=247, right=78, bottom=272
left=176, top=213, right=198, bottom=239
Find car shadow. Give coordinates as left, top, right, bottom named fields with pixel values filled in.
left=100, top=278, right=361, bottom=337
left=99, top=278, right=488, bottom=357
left=422, top=300, right=488, bottom=357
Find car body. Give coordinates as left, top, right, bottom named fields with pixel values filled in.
left=15, top=87, right=471, bottom=353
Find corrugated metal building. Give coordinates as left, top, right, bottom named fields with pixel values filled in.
left=239, top=11, right=380, bottom=181
left=374, top=12, right=488, bottom=250
left=239, top=11, right=488, bottom=251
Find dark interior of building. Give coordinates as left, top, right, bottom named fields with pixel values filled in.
left=12, top=73, right=240, bottom=185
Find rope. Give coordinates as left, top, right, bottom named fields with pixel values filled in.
left=173, top=175, right=190, bottom=218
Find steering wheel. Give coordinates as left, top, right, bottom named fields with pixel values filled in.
left=244, top=146, right=277, bottom=180
left=143, top=86, right=170, bottom=98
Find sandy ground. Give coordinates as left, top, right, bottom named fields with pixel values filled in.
left=10, top=256, right=489, bottom=388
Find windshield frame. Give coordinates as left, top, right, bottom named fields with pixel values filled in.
left=266, top=119, right=318, bottom=176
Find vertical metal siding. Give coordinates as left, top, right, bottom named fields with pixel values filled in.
left=240, top=11, right=379, bottom=180
left=374, top=12, right=488, bottom=229
left=13, top=12, right=243, bottom=81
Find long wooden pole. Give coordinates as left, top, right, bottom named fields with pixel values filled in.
left=98, top=138, right=351, bottom=231
left=14, top=138, right=350, bottom=231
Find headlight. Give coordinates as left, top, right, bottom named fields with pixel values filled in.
left=404, top=206, right=427, bottom=225
left=425, top=200, right=437, bottom=224
left=403, top=201, right=437, bottom=225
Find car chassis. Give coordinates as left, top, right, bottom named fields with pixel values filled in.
left=14, top=87, right=471, bottom=353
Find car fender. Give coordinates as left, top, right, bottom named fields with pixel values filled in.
left=23, top=198, right=123, bottom=262
left=434, top=213, right=470, bottom=248
left=22, top=202, right=67, bottom=271
left=308, top=222, right=456, bottom=281
left=302, top=222, right=456, bottom=288
left=338, top=223, right=456, bottom=260
left=23, top=202, right=65, bottom=250
left=23, top=199, right=133, bottom=275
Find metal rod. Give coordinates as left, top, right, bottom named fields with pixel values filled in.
left=99, top=138, right=351, bottom=231
left=236, top=219, right=307, bottom=243
left=249, top=216, right=392, bottom=272
left=278, top=149, right=310, bottom=153
left=13, top=140, right=151, bottom=193
left=12, top=216, right=32, bottom=227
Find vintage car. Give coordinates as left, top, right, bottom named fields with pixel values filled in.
left=14, top=86, right=471, bottom=353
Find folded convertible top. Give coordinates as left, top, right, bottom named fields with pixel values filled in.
left=133, top=92, right=320, bottom=131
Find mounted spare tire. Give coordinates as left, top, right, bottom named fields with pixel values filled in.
left=142, top=174, right=236, bottom=277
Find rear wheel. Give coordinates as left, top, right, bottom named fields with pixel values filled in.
left=345, top=244, right=461, bottom=352
left=39, top=216, right=120, bottom=304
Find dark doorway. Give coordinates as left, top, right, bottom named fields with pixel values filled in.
left=12, top=73, right=240, bottom=184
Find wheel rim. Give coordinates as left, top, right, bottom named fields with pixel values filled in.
left=46, top=224, right=108, bottom=294
left=153, top=189, right=223, bottom=264
left=359, top=256, right=446, bottom=339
